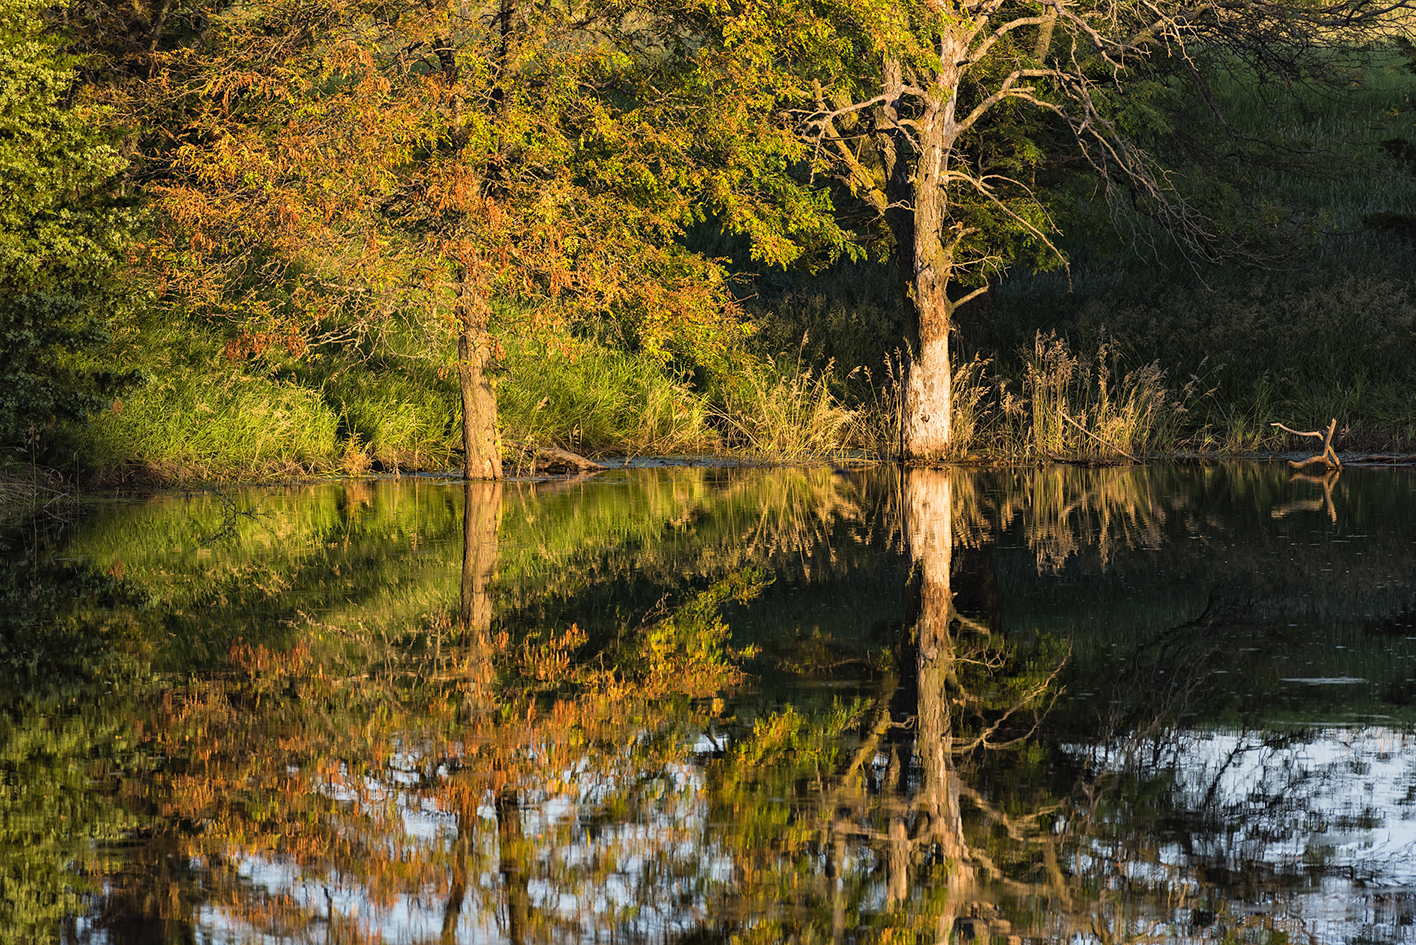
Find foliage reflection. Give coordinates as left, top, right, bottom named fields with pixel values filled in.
left=2, top=463, right=1415, bottom=942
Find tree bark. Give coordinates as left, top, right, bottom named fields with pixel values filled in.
left=457, top=272, right=503, bottom=481
left=874, top=43, right=966, bottom=464
left=903, top=324, right=953, bottom=461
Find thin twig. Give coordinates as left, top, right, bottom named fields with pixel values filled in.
left=1060, top=411, right=1140, bottom=463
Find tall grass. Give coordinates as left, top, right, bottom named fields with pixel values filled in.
left=83, top=367, right=342, bottom=482
left=851, top=349, right=906, bottom=459
left=852, top=350, right=1002, bottom=460
left=498, top=334, right=717, bottom=458
left=1024, top=333, right=1176, bottom=460
left=986, top=46, right=1416, bottom=452
left=319, top=366, right=458, bottom=473
left=850, top=336, right=1178, bottom=461
left=0, top=470, right=67, bottom=522
left=69, top=315, right=753, bottom=481
left=712, top=353, right=857, bottom=460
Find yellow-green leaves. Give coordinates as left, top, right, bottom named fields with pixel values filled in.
left=0, top=0, right=138, bottom=446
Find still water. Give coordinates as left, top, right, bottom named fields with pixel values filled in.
left=2, top=462, right=1415, bottom=944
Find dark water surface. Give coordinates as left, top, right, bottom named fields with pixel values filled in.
left=3, top=463, right=1415, bottom=943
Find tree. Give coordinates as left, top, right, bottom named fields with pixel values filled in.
left=701, top=0, right=1416, bottom=461
left=145, top=0, right=771, bottom=479
left=0, top=0, right=135, bottom=451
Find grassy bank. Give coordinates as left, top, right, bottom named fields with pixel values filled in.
left=38, top=48, right=1416, bottom=483
left=986, top=49, right=1416, bottom=453
left=54, top=309, right=865, bottom=483
left=744, top=46, right=1416, bottom=457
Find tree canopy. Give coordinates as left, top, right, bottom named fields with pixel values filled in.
left=0, top=0, right=136, bottom=450
left=138, top=0, right=855, bottom=477
left=686, top=0, right=1416, bottom=459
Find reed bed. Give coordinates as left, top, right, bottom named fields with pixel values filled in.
left=712, top=354, right=857, bottom=461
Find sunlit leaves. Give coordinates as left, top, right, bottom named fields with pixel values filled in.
left=143, top=0, right=776, bottom=384
left=0, top=0, right=138, bottom=446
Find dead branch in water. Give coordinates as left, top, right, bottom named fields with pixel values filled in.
left=1271, top=419, right=1341, bottom=470
left=505, top=440, right=605, bottom=474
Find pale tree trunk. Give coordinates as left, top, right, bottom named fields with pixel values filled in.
left=903, top=311, right=954, bottom=462
left=901, top=101, right=956, bottom=463
left=457, top=271, right=503, bottom=480
left=875, top=37, right=969, bottom=464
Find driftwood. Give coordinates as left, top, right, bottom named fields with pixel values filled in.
left=1271, top=419, right=1341, bottom=470
left=1348, top=454, right=1416, bottom=465
left=505, top=440, right=605, bottom=473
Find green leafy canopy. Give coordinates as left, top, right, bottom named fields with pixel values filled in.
left=0, top=0, right=139, bottom=450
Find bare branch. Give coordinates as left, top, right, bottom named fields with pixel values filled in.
left=967, top=14, right=1058, bottom=64
left=953, top=69, right=1060, bottom=136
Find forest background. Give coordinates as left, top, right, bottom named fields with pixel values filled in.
left=5, top=0, right=1416, bottom=484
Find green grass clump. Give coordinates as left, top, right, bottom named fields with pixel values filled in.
left=497, top=333, right=717, bottom=458
left=66, top=312, right=740, bottom=480
left=82, top=366, right=340, bottom=482
left=318, top=365, right=458, bottom=473
left=65, top=318, right=342, bottom=481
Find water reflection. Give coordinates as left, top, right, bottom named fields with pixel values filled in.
left=2, top=463, right=1415, bottom=942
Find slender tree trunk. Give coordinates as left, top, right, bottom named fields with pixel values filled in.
left=876, top=43, right=966, bottom=464
left=457, top=272, right=503, bottom=480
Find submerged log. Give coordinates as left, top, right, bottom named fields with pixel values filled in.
left=504, top=440, right=605, bottom=473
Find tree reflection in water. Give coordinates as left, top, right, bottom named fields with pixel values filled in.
left=4, top=464, right=1416, bottom=942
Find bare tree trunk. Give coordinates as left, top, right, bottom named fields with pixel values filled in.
left=875, top=45, right=966, bottom=464
left=902, top=127, right=956, bottom=463
left=903, top=314, right=953, bottom=462
left=457, top=274, right=503, bottom=481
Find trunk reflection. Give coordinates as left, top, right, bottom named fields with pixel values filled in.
left=3, top=465, right=1414, bottom=943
